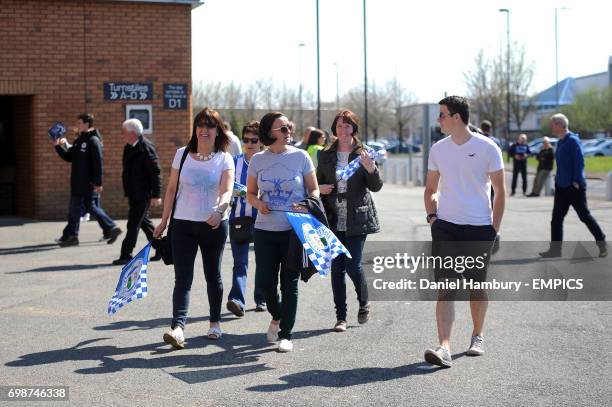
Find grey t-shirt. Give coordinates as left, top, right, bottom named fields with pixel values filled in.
left=248, top=146, right=315, bottom=231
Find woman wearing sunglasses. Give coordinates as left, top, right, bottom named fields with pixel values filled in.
left=153, top=107, right=234, bottom=349
left=246, top=112, right=320, bottom=352
left=316, top=110, right=383, bottom=332
left=226, top=121, right=267, bottom=317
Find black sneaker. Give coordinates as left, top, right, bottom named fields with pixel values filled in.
left=59, top=235, right=79, bottom=247
left=106, top=227, right=123, bottom=244
left=597, top=241, right=608, bottom=258
left=112, top=256, right=132, bottom=266
left=54, top=236, right=68, bottom=244
left=424, top=346, right=452, bottom=367
left=539, top=249, right=561, bottom=258
left=255, top=303, right=267, bottom=312
left=357, top=302, right=370, bottom=324
left=150, top=252, right=163, bottom=262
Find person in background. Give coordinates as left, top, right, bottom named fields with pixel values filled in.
left=112, top=118, right=163, bottom=265
left=539, top=113, right=607, bottom=258
left=226, top=120, right=267, bottom=316
left=53, top=113, right=122, bottom=247
left=508, top=134, right=530, bottom=196
left=480, top=120, right=501, bottom=148
left=527, top=137, right=555, bottom=197
left=154, top=107, right=234, bottom=349
left=297, top=126, right=316, bottom=150
left=225, top=121, right=242, bottom=157
left=306, top=129, right=325, bottom=167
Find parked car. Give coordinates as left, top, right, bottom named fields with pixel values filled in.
left=583, top=140, right=612, bottom=157
left=365, top=142, right=388, bottom=166
left=385, top=141, right=421, bottom=154
left=528, top=137, right=558, bottom=155
left=581, top=138, right=610, bottom=150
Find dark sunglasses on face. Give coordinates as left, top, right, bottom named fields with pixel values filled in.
left=196, top=121, right=217, bottom=129
left=271, top=125, right=290, bottom=135
left=243, top=137, right=259, bottom=144
left=438, top=112, right=454, bottom=119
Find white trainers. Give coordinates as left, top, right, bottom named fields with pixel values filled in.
left=163, top=326, right=185, bottom=349
left=466, top=335, right=485, bottom=356
left=266, top=321, right=280, bottom=342
left=278, top=339, right=293, bottom=352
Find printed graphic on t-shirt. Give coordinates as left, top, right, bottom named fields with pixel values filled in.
left=258, top=162, right=302, bottom=210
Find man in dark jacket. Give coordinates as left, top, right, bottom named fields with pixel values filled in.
left=539, top=114, right=607, bottom=258
left=508, top=133, right=531, bottom=196
left=54, top=113, right=122, bottom=247
left=112, top=118, right=162, bottom=265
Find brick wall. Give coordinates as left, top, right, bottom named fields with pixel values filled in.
left=0, top=0, right=193, bottom=219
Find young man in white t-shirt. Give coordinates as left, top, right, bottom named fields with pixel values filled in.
left=423, top=96, right=506, bottom=367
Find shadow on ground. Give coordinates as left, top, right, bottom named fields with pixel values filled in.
left=5, top=329, right=331, bottom=384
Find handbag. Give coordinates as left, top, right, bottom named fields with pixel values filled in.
left=159, top=147, right=190, bottom=265
left=229, top=216, right=254, bottom=244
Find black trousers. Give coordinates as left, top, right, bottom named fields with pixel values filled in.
left=120, top=198, right=155, bottom=258
left=551, top=185, right=606, bottom=242
left=511, top=160, right=527, bottom=194
left=171, top=219, right=228, bottom=328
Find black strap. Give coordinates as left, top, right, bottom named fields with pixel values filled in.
left=168, top=147, right=190, bottom=231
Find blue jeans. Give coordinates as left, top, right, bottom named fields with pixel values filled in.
left=331, top=232, right=368, bottom=321
left=171, top=219, right=228, bottom=329
left=63, top=192, right=116, bottom=238
left=228, top=241, right=266, bottom=310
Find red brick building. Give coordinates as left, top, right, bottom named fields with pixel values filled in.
left=0, top=0, right=201, bottom=219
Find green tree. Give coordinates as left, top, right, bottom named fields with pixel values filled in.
left=561, top=86, right=612, bottom=137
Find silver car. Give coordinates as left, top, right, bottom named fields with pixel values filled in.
left=583, top=140, right=612, bottom=157
left=365, top=142, right=388, bottom=166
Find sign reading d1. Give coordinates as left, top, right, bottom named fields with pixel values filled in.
left=104, top=82, right=152, bottom=101
left=163, top=84, right=188, bottom=110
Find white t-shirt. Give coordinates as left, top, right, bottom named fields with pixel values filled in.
left=428, top=133, right=504, bottom=225
left=248, top=147, right=315, bottom=231
left=171, top=147, right=234, bottom=222
left=227, top=131, right=242, bottom=157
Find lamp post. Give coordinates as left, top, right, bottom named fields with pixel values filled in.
left=333, top=62, right=339, bottom=110
left=363, top=0, right=368, bottom=143
left=555, top=7, right=568, bottom=109
left=499, top=8, right=510, bottom=141
left=316, top=0, right=321, bottom=128
left=298, top=42, right=305, bottom=133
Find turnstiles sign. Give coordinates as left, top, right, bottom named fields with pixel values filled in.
left=104, top=82, right=153, bottom=101
left=163, top=84, right=188, bottom=110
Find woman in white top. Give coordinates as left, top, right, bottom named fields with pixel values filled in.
left=153, top=107, right=234, bottom=349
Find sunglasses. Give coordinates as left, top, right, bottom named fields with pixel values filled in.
left=271, top=125, right=290, bottom=135
left=242, top=137, right=259, bottom=144
left=196, top=121, right=217, bottom=129
left=438, top=112, right=454, bottom=119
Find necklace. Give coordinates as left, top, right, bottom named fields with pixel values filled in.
left=195, top=151, right=215, bottom=161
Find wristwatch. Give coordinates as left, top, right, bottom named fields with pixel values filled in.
left=426, top=213, right=437, bottom=223
left=215, top=207, right=225, bottom=215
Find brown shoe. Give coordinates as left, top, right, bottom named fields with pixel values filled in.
left=226, top=300, right=245, bottom=317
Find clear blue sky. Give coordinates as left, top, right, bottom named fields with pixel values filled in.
left=192, top=0, right=612, bottom=103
